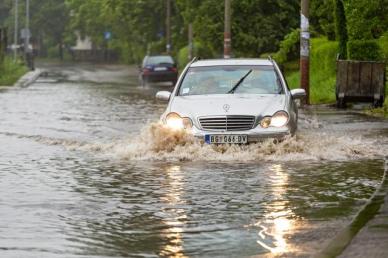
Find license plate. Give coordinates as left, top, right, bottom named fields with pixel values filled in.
left=205, top=134, right=248, bottom=144
left=154, top=67, right=167, bottom=71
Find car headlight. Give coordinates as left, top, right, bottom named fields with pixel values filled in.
left=165, top=112, right=193, bottom=130
left=270, top=111, right=289, bottom=127
left=259, top=111, right=289, bottom=128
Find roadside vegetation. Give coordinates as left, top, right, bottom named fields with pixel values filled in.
left=271, top=0, right=388, bottom=112
left=0, top=0, right=387, bottom=113
left=0, top=57, right=27, bottom=86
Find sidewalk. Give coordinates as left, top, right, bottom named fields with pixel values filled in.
left=316, top=159, right=388, bottom=258
left=14, top=69, right=42, bottom=87
left=339, top=181, right=388, bottom=258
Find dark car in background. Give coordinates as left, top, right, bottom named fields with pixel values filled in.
left=139, top=55, right=178, bottom=86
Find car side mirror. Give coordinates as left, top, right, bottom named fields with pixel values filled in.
left=290, top=89, right=306, bottom=99
left=156, top=91, right=171, bottom=101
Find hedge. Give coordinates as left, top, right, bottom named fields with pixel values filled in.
left=347, top=40, right=383, bottom=61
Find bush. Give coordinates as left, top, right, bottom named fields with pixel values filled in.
left=344, top=0, right=388, bottom=40
left=0, top=57, right=28, bottom=86
left=377, top=33, right=388, bottom=62
left=177, top=41, right=214, bottom=70
left=347, top=40, right=383, bottom=61
left=273, top=28, right=300, bottom=65
left=285, top=37, right=338, bottom=104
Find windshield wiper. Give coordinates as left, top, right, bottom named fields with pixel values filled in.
left=227, top=69, right=252, bottom=94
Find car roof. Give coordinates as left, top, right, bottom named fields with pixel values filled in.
left=190, top=58, right=273, bottom=67
left=146, top=55, right=173, bottom=58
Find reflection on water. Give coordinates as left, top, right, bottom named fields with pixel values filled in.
left=256, top=164, right=296, bottom=255
left=160, top=165, right=187, bottom=257
left=0, top=64, right=387, bottom=257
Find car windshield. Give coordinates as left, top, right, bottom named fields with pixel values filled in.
left=145, top=56, right=174, bottom=65
left=178, top=65, right=282, bottom=95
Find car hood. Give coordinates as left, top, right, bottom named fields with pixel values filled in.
left=169, top=94, right=287, bottom=118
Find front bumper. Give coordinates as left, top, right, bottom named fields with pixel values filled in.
left=190, top=125, right=291, bottom=143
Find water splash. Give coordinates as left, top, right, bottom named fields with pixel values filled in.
left=56, top=122, right=387, bottom=162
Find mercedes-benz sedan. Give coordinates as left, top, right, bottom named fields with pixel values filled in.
left=155, top=58, right=306, bottom=144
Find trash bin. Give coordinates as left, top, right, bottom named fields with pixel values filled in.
left=336, top=60, right=386, bottom=108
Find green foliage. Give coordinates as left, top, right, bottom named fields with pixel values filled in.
left=310, top=0, right=335, bottom=40
left=177, top=41, right=215, bottom=69
left=65, top=0, right=300, bottom=62
left=1, top=0, right=69, bottom=59
left=344, top=0, right=388, bottom=40
left=347, top=40, right=383, bottom=61
left=0, top=57, right=27, bottom=86
left=67, top=0, right=185, bottom=63
left=286, top=38, right=339, bottom=104
left=177, top=0, right=300, bottom=58
left=377, top=32, right=388, bottom=62
left=273, top=28, right=300, bottom=65
left=334, top=0, right=348, bottom=59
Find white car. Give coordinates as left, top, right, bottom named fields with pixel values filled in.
left=156, top=58, right=306, bottom=144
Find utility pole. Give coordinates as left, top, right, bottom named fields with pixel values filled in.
left=188, top=23, right=193, bottom=60
left=224, top=0, right=231, bottom=58
left=300, top=0, right=310, bottom=104
left=13, top=0, right=18, bottom=62
left=166, top=0, right=171, bottom=54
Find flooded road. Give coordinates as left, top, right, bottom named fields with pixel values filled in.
left=0, top=63, right=388, bottom=257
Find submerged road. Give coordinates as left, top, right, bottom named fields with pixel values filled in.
left=0, top=62, right=388, bottom=257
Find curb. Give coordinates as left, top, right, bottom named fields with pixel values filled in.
left=14, top=69, right=43, bottom=88
left=315, top=158, right=388, bottom=258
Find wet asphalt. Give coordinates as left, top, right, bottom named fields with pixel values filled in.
left=0, top=62, right=387, bottom=257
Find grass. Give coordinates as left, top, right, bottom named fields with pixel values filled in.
left=284, top=37, right=388, bottom=116
left=284, top=38, right=338, bottom=104
left=0, top=57, right=28, bottom=86
left=365, top=86, right=388, bottom=117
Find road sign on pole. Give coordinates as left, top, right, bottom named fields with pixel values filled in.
left=20, top=28, right=31, bottom=39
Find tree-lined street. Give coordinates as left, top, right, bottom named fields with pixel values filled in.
left=0, top=1, right=388, bottom=257
left=0, top=62, right=387, bottom=257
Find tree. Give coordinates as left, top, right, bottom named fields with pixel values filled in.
left=177, top=0, right=300, bottom=57
left=334, top=0, right=347, bottom=59
left=344, top=0, right=388, bottom=40
left=310, top=0, right=335, bottom=40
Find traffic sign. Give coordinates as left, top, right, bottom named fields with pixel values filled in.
left=104, top=31, right=112, bottom=40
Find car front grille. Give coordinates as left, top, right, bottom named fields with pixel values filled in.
left=199, top=116, right=256, bottom=131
